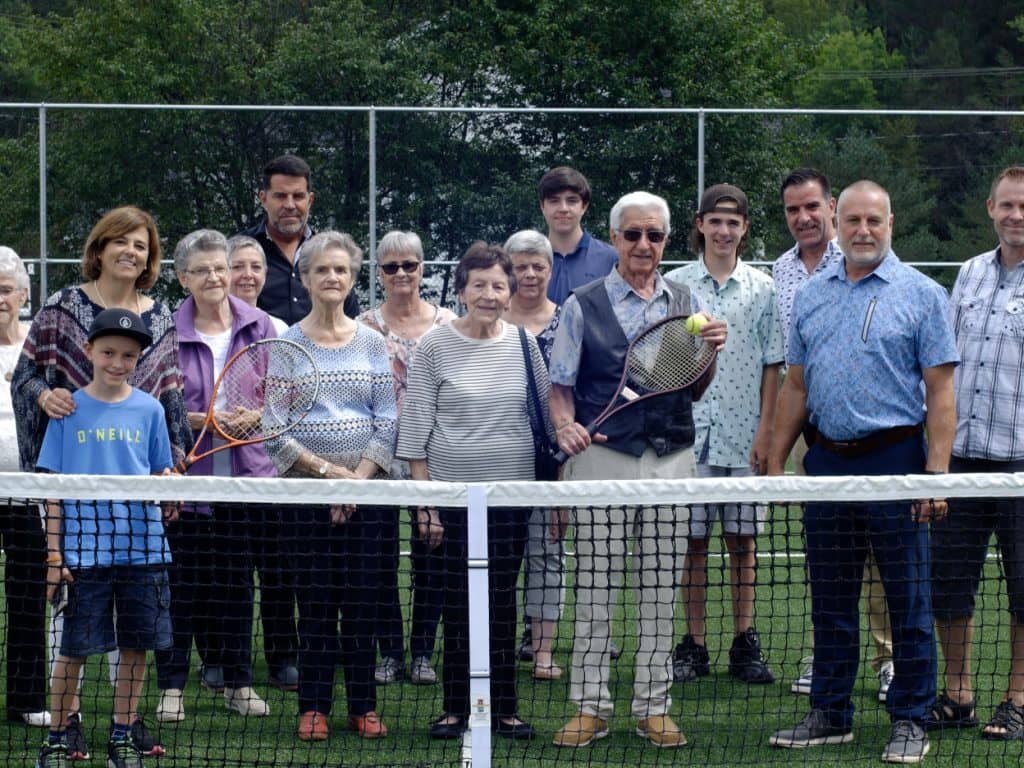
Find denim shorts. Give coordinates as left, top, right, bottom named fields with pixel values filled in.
left=60, top=566, right=172, bottom=657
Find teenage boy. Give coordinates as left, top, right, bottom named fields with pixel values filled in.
left=36, top=309, right=175, bottom=768
left=665, top=184, right=784, bottom=685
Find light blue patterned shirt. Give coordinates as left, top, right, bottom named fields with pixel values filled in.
left=789, top=253, right=959, bottom=441
left=951, top=247, right=1024, bottom=461
left=665, top=258, right=784, bottom=467
left=549, top=267, right=702, bottom=386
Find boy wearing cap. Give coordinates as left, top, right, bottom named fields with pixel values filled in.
left=36, top=309, right=175, bottom=768
left=664, top=184, right=784, bottom=686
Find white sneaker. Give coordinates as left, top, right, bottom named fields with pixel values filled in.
left=791, top=655, right=813, bottom=695
left=157, top=688, right=185, bottom=722
left=224, top=686, right=269, bottom=717
left=410, top=656, right=438, bottom=685
left=878, top=661, right=894, bottom=703
left=21, top=711, right=51, bottom=727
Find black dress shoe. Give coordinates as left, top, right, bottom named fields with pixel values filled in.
left=200, top=665, right=225, bottom=692
left=269, top=664, right=299, bottom=691
left=429, top=715, right=466, bottom=740
left=493, top=718, right=536, bottom=740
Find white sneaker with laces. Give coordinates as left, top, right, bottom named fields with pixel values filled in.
left=878, top=661, right=894, bottom=703
left=410, top=656, right=438, bottom=685
left=224, top=686, right=269, bottom=717
left=21, top=711, right=52, bottom=727
left=791, top=655, right=814, bottom=695
left=157, top=688, right=185, bottom=723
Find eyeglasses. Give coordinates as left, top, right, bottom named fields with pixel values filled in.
left=185, top=266, right=228, bottom=278
left=620, top=228, right=667, bottom=244
left=380, top=261, right=420, bottom=275
left=0, top=286, right=23, bottom=297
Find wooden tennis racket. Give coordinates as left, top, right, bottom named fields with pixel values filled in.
left=177, top=338, right=320, bottom=473
left=554, top=314, right=717, bottom=463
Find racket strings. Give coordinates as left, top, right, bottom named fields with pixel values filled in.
left=627, top=319, right=715, bottom=392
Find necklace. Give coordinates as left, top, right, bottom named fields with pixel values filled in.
left=93, top=281, right=141, bottom=315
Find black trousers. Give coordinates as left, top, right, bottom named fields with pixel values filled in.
left=439, top=507, right=528, bottom=721
left=248, top=504, right=299, bottom=672
left=1, top=501, right=47, bottom=718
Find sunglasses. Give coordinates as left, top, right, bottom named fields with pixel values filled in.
left=380, top=260, right=421, bottom=275
left=620, top=228, right=667, bottom=244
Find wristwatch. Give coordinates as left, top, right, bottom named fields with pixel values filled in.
left=318, top=462, right=329, bottom=477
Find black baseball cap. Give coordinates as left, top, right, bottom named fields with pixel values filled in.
left=698, top=183, right=749, bottom=216
left=87, top=308, right=152, bottom=348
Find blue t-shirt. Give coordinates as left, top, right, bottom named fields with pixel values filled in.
left=37, top=388, right=174, bottom=569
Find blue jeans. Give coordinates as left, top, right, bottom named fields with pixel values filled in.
left=803, top=434, right=936, bottom=728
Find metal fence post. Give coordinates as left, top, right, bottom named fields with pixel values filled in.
left=466, top=483, right=492, bottom=767
left=697, top=108, right=705, bottom=210
left=368, top=107, right=377, bottom=308
left=38, top=104, right=48, bottom=300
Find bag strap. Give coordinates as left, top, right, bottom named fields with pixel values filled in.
left=517, top=326, right=545, bottom=439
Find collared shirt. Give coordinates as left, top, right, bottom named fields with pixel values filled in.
left=547, top=230, right=619, bottom=305
left=951, top=247, right=1024, bottom=461
left=773, top=239, right=843, bottom=357
left=549, top=267, right=702, bottom=386
left=788, top=252, right=959, bottom=441
left=665, top=258, right=784, bottom=467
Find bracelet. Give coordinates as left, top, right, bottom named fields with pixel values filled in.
left=40, top=391, right=53, bottom=410
left=45, top=554, right=62, bottom=565
left=556, top=421, right=574, bottom=432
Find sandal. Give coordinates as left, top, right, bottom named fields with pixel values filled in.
left=925, top=690, right=978, bottom=731
left=981, top=700, right=1024, bottom=741
left=532, top=663, right=563, bottom=681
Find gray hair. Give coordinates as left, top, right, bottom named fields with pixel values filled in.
left=226, top=235, right=266, bottom=267
left=503, top=229, right=553, bottom=265
left=173, top=229, right=229, bottom=273
left=0, top=246, right=30, bottom=291
left=378, top=230, right=424, bottom=262
left=297, top=231, right=364, bottom=276
left=609, top=191, right=672, bottom=235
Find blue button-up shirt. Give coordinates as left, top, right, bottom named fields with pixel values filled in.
left=951, top=247, right=1024, bottom=461
left=549, top=267, right=702, bottom=387
left=788, top=252, right=959, bottom=440
left=546, top=231, right=619, bottom=305
left=666, top=258, right=784, bottom=467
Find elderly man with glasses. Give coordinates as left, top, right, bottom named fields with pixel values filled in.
left=549, top=191, right=727, bottom=749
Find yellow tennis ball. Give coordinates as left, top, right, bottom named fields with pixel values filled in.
left=686, top=314, right=708, bottom=335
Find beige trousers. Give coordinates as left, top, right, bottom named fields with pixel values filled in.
left=793, top=435, right=893, bottom=669
left=563, top=444, right=695, bottom=719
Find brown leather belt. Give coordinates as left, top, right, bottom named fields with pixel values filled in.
left=811, top=424, right=924, bottom=459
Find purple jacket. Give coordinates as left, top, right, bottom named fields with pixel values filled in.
left=174, top=294, right=279, bottom=479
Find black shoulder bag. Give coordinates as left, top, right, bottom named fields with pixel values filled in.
left=517, top=327, right=560, bottom=481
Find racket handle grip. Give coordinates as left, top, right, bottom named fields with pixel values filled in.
left=553, top=449, right=569, bottom=465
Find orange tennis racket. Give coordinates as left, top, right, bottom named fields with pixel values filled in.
left=177, top=338, right=320, bottom=473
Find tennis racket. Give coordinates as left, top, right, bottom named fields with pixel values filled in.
left=177, top=338, right=320, bottom=473
left=554, top=313, right=717, bottom=463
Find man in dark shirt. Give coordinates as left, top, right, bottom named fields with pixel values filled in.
left=240, top=154, right=359, bottom=324
left=539, top=166, right=619, bottom=305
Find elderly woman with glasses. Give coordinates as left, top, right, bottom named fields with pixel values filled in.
left=358, top=230, right=455, bottom=688
left=154, top=229, right=276, bottom=723
left=502, top=229, right=566, bottom=680
left=263, top=231, right=397, bottom=743
left=396, top=241, right=553, bottom=742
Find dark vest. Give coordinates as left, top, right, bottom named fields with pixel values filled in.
left=574, top=277, right=696, bottom=458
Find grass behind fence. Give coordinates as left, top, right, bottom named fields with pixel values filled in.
left=1, top=506, right=1020, bottom=767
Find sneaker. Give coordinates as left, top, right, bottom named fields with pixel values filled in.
left=66, top=713, right=90, bottom=761
left=35, top=742, right=68, bottom=768
left=791, top=655, right=814, bottom=695
left=374, top=656, right=403, bottom=684
left=156, top=689, right=184, bottom=723
left=224, top=687, right=269, bottom=717
left=635, top=714, right=687, bottom=748
left=410, top=656, right=438, bottom=685
left=882, top=720, right=929, bottom=764
left=673, top=634, right=710, bottom=682
left=553, top=713, right=609, bottom=748
left=769, top=709, right=853, bottom=748
left=129, top=716, right=165, bottom=758
left=22, top=711, right=52, bottom=728
left=106, top=737, right=143, bottom=768
left=729, top=627, right=775, bottom=684
left=516, top=631, right=534, bottom=663
left=877, top=661, right=894, bottom=703
left=199, top=665, right=224, bottom=693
